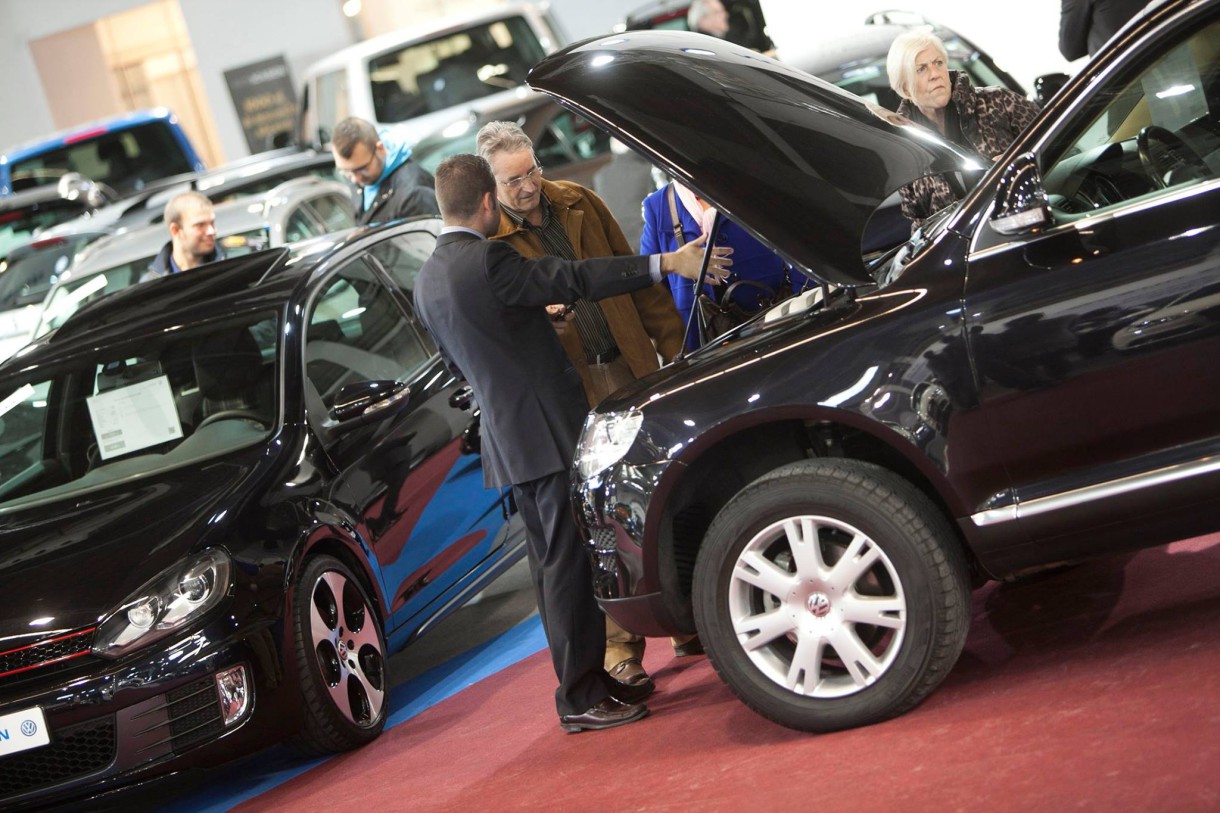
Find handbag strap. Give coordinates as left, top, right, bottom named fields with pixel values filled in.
left=666, top=184, right=686, bottom=247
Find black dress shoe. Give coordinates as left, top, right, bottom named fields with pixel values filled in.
left=559, top=697, right=649, bottom=733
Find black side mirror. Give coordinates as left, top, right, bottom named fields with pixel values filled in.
left=1034, top=73, right=1070, bottom=108
left=990, top=153, right=1052, bottom=236
left=329, top=380, right=410, bottom=430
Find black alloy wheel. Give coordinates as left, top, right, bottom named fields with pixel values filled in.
left=292, top=554, right=389, bottom=752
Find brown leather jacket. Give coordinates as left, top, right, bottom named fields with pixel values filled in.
left=490, top=178, right=684, bottom=405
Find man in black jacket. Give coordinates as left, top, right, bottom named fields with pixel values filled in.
left=331, top=116, right=438, bottom=224
left=414, top=154, right=729, bottom=732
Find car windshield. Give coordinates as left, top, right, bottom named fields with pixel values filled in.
left=9, top=122, right=196, bottom=196
left=35, top=254, right=155, bottom=338
left=366, top=15, right=547, bottom=123
left=0, top=312, right=279, bottom=512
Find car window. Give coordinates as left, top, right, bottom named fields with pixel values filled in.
left=0, top=314, right=277, bottom=511
left=285, top=208, right=321, bottom=243
left=367, top=16, right=547, bottom=122
left=307, top=193, right=356, bottom=231
left=9, top=123, right=195, bottom=196
left=368, top=231, right=437, bottom=301
left=305, top=258, right=431, bottom=412
left=831, top=44, right=1011, bottom=112
left=534, top=109, right=612, bottom=169
left=1041, top=18, right=1220, bottom=216
left=37, top=257, right=153, bottom=337
left=315, top=68, right=350, bottom=146
left=0, top=237, right=88, bottom=311
left=0, top=199, right=93, bottom=261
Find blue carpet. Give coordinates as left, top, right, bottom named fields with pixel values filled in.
left=159, top=614, right=546, bottom=813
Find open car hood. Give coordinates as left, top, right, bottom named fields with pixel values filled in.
left=528, top=31, right=984, bottom=287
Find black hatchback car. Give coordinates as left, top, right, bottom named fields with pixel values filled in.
left=0, top=220, right=523, bottom=806
left=529, top=0, right=1220, bottom=733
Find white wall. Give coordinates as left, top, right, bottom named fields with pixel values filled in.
left=0, top=0, right=354, bottom=161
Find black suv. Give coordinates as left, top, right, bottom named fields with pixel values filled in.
left=529, top=0, right=1220, bottom=732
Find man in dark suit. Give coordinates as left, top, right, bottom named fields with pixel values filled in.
left=414, top=154, right=728, bottom=732
left=1059, top=0, right=1146, bottom=60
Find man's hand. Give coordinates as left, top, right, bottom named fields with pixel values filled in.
left=661, top=233, right=733, bottom=283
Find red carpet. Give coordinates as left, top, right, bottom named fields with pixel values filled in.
left=238, top=534, right=1220, bottom=812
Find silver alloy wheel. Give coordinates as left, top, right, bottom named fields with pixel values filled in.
left=728, top=514, right=907, bottom=698
left=309, top=569, right=386, bottom=727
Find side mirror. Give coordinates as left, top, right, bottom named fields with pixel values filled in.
left=1033, top=73, right=1070, bottom=108
left=329, top=379, right=410, bottom=430
left=990, top=153, right=1052, bottom=236
left=56, top=172, right=113, bottom=209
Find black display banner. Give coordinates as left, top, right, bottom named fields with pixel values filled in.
left=224, top=56, right=298, bottom=153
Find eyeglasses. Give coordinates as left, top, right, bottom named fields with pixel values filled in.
left=498, top=164, right=543, bottom=191
left=340, top=152, right=379, bottom=181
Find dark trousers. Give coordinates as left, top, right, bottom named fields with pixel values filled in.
left=513, top=469, right=609, bottom=717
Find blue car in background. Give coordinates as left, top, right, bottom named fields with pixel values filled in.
left=0, top=108, right=205, bottom=197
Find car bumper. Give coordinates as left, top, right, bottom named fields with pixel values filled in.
left=0, top=612, right=284, bottom=808
left=573, top=459, right=688, bottom=635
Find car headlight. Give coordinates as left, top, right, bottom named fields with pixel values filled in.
left=575, top=409, right=643, bottom=480
left=92, top=549, right=233, bottom=658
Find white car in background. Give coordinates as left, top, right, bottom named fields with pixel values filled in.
left=298, top=2, right=565, bottom=147
left=9, top=177, right=355, bottom=360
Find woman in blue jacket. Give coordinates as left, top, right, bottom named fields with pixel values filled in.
left=641, top=180, right=789, bottom=350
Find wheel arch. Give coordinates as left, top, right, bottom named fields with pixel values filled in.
left=647, top=405, right=984, bottom=630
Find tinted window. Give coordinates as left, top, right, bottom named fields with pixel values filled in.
left=308, top=193, right=356, bottom=231
left=305, top=259, right=431, bottom=412
left=316, top=69, right=350, bottom=145
left=534, top=108, right=612, bottom=168
left=1042, top=18, right=1220, bottom=215
left=367, top=16, right=547, bottom=122
left=10, top=123, right=195, bottom=196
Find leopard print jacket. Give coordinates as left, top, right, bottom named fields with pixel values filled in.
left=896, top=71, right=1039, bottom=230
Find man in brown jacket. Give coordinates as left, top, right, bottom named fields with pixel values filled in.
left=476, top=121, right=687, bottom=694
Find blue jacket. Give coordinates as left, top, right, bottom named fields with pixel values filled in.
left=641, top=183, right=789, bottom=349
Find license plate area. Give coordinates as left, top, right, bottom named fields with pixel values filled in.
left=0, top=705, right=51, bottom=757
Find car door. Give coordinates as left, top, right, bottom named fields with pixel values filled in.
left=962, top=9, right=1220, bottom=570
left=303, top=233, right=510, bottom=632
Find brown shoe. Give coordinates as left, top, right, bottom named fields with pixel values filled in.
left=608, top=656, right=652, bottom=686
left=608, top=658, right=655, bottom=703
left=559, top=697, right=649, bottom=732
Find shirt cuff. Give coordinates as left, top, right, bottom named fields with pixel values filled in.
left=649, top=254, right=662, bottom=283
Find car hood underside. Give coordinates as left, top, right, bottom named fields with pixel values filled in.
left=528, top=30, right=982, bottom=287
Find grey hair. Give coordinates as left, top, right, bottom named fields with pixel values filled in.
left=163, top=191, right=212, bottom=227
left=687, top=0, right=720, bottom=31
left=886, top=29, right=949, bottom=100
left=475, top=121, right=534, bottom=161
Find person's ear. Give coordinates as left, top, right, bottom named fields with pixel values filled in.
left=375, top=141, right=387, bottom=159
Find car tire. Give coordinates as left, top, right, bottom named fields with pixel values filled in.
left=693, top=459, right=969, bottom=732
left=292, top=554, right=389, bottom=753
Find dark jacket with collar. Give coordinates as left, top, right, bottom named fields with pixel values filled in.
left=142, top=240, right=225, bottom=282
left=414, top=231, right=654, bottom=489
left=897, top=71, right=1039, bottom=230
left=354, top=160, right=439, bottom=225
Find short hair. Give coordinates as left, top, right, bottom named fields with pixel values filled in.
left=475, top=120, right=534, bottom=162
left=687, top=0, right=722, bottom=31
left=887, top=30, right=949, bottom=100
left=435, top=154, right=496, bottom=221
left=164, top=191, right=212, bottom=228
left=331, top=117, right=380, bottom=159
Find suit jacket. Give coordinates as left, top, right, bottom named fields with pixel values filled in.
left=490, top=179, right=684, bottom=398
left=1059, top=0, right=1146, bottom=60
left=414, top=231, right=655, bottom=489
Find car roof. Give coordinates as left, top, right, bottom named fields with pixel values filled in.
left=529, top=30, right=983, bottom=288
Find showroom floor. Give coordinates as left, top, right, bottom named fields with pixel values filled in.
left=101, top=534, right=1220, bottom=811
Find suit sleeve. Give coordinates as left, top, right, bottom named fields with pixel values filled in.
left=484, top=240, right=653, bottom=307
left=1059, top=0, right=1091, bottom=61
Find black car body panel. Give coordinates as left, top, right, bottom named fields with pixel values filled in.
left=0, top=220, right=524, bottom=805
left=534, top=1, right=1220, bottom=716
left=528, top=30, right=984, bottom=288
